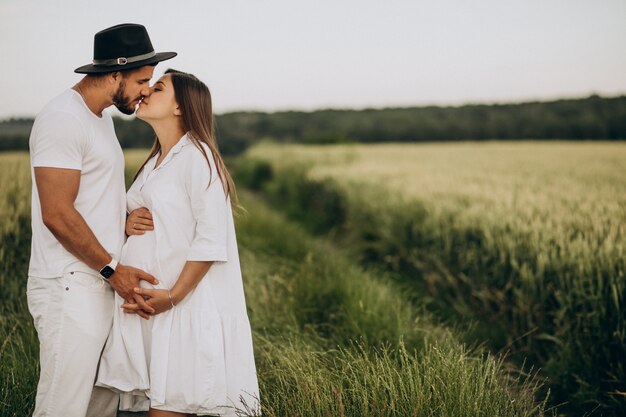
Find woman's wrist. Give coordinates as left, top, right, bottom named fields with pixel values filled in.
left=170, top=287, right=186, bottom=306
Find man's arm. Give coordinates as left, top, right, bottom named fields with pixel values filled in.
left=36, top=167, right=111, bottom=270
left=34, top=166, right=158, bottom=318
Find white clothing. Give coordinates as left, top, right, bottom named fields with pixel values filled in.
left=29, top=89, right=126, bottom=278
left=26, top=88, right=124, bottom=417
left=26, top=272, right=117, bottom=417
left=96, top=134, right=261, bottom=416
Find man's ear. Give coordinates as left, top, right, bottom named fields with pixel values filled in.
left=107, top=71, right=121, bottom=85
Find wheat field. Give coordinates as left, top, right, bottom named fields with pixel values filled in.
left=0, top=150, right=552, bottom=417
left=240, top=140, right=626, bottom=415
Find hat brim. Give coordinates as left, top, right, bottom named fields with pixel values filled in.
left=74, top=51, right=177, bottom=74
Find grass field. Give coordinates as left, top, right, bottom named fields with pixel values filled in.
left=0, top=151, right=551, bottom=417
left=238, top=140, right=626, bottom=416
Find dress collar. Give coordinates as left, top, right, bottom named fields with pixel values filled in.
left=139, top=133, right=193, bottom=188
left=155, top=132, right=192, bottom=170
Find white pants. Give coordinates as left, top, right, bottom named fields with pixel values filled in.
left=27, top=272, right=119, bottom=417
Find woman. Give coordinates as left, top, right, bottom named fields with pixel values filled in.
left=96, top=69, right=261, bottom=417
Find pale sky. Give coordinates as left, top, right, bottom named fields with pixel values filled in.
left=0, top=0, right=625, bottom=118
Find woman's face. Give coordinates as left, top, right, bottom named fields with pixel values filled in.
left=136, top=75, right=179, bottom=121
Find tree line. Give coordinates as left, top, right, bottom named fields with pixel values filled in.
left=2, top=94, right=625, bottom=155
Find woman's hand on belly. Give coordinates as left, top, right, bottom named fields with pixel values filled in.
left=122, top=287, right=173, bottom=316
left=126, top=207, right=154, bottom=236
left=108, top=263, right=160, bottom=319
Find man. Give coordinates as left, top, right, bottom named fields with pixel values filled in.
left=27, top=23, right=176, bottom=417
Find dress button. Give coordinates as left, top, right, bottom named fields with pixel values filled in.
left=70, top=272, right=74, bottom=275
left=65, top=287, right=69, bottom=291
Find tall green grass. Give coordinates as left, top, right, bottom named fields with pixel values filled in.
left=235, top=192, right=550, bottom=417
left=0, top=152, right=551, bottom=417
left=236, top=141, right=626, bottom=416
left=0, top=154, right=37, bottom=417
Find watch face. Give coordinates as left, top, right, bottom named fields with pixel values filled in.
left=100, top=265, right=115, bottom=279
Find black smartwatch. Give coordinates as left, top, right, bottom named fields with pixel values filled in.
left=99, top=258, right=118, bottom=280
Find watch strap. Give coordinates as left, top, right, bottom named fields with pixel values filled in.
left=108, top=258, right=118, bottom=271
left=99, top=258, right=118, bottom=279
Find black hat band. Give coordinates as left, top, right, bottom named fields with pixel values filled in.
left=92, top=51, right=156, bottom=66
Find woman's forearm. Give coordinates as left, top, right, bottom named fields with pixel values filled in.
left=170, top=261, right=213, bottom=305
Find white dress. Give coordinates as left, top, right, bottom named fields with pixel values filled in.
left=96, top=134, right=261, bottom=416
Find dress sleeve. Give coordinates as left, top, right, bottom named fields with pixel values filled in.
left=30, top=111, right=86, bottom=170
left=184, top=147, right=229, bottom=262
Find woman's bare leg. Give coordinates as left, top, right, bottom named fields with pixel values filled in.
left=148, top=408, right=195, bottom=417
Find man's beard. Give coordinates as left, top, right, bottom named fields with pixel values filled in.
left=112, top=80, right=139, bottom=115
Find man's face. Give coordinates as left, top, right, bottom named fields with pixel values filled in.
left=112, top=65, right=155, bottom=115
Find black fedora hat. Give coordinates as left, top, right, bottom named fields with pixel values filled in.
left=75, top=23, right=177, bottom=74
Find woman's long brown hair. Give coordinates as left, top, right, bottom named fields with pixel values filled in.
left=133, top=69, right=239, bottom=210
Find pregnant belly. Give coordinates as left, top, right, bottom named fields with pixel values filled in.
left=120, top=233, right=159, bottom=280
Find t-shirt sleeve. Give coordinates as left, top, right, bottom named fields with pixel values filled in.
left=184, top=148, right=229, bottom=262
left=30, top=112, right=86, bottom=170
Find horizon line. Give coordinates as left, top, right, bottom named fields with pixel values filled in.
left=1, top=92, right=624, bottom=121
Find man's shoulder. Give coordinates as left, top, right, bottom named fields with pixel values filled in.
left=29, top=92, right=88, bottom=151
left=35, top=91, right=80, bottom=120
left=38, top=89, right=79, bottom=113
left=32, top=110, right=84, bottom=137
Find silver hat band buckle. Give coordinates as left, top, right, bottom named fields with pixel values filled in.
left=93, top=51, right=156, bottom=67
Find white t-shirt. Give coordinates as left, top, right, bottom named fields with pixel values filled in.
left=28, top=89, right=126, bottom=278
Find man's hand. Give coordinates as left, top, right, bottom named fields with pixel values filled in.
left=121, top=288, right=174, bottom=316
left=126, top=207, right=154, bottom=236
left=108, top=263, right=159, bottom=319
